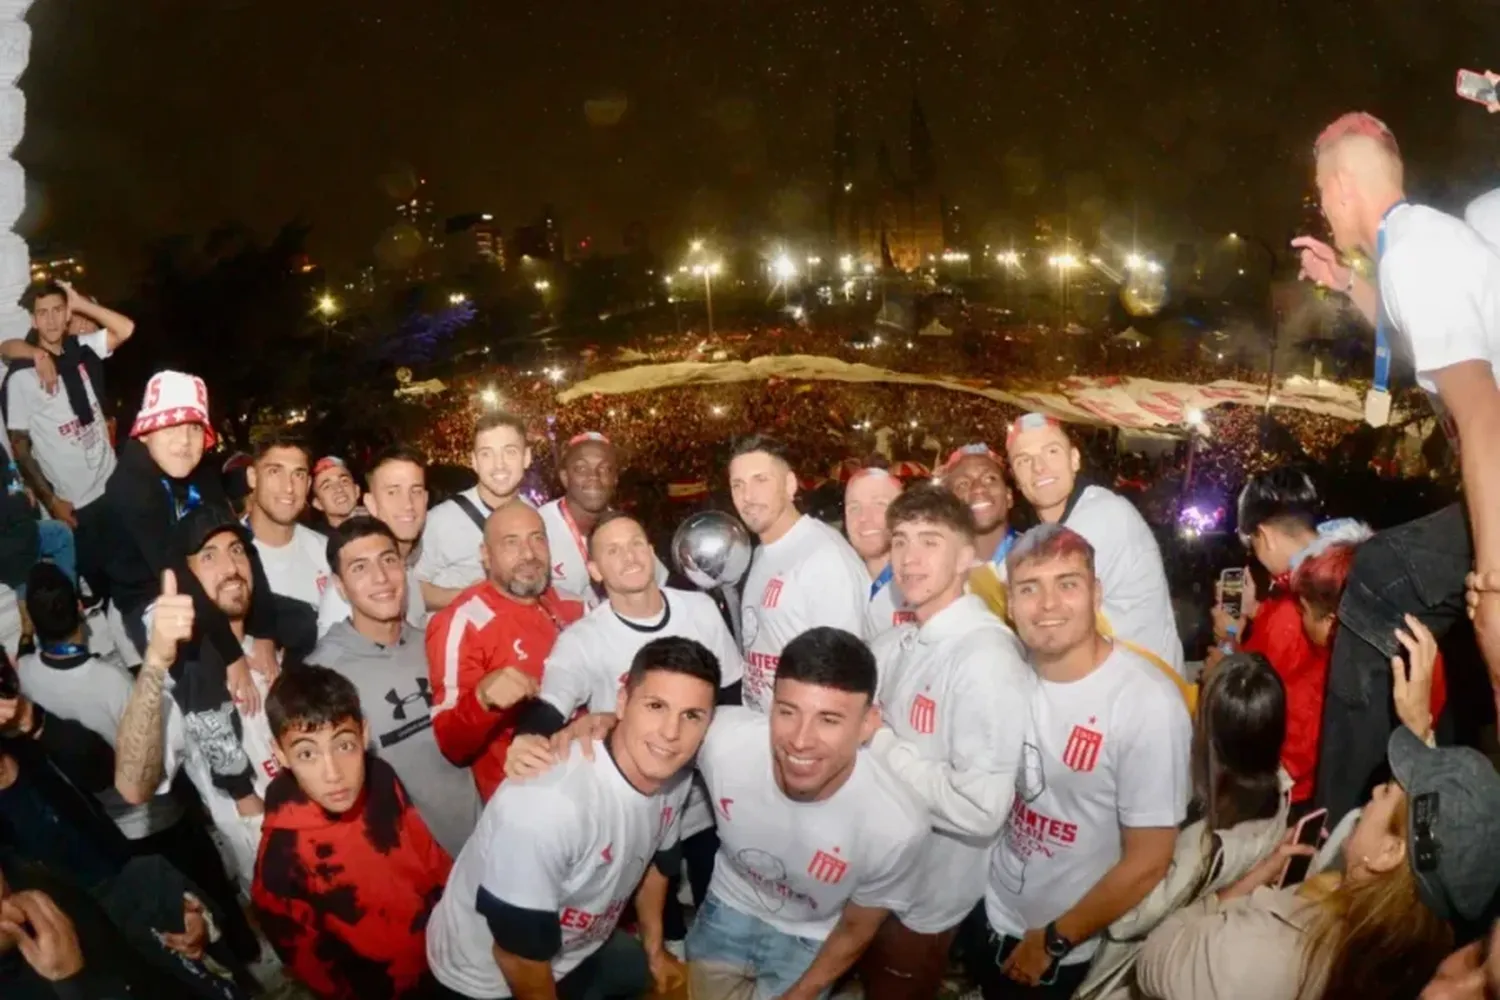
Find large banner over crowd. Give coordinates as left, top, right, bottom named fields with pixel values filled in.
left=556, top=354, right=1367, bottom=432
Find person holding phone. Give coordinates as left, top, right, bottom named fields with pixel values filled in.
left=1134, top=634, right=1500, bottom=1000
left=1226, top=469, right=1349, bottom=810
left=1075, top=652, right=1293, bottom=1000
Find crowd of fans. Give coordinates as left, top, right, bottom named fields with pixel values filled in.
left=0, top=107, right=1499, bottom=1000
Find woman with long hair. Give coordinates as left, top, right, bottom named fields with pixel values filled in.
left=1134, top=640, right=1500, bottom=1000
left=1076, top=653, right=1291, bottom=999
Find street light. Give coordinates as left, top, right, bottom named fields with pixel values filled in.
left=838, top=255, right=854, bottom=275
left=689, top=239, right=705, bottom=254
left=448, top=292, right=468, bottom=305
left=1048, top=254, right=1079, bottom=325
left=772, top=255, right=797, bottom=281
left=316, top=294, right=339, bottom=317
left=479, top=387, right=500, bottom=408
left=534, top=279, right=551, bottom=292
left=691, top=260, right=722, bottom=335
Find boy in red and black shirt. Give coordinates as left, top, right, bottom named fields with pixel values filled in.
left=251, top=665, right=452, bottom=1000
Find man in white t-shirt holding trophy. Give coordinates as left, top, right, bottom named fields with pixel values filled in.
left=730, top=435, right=869, bottom=712
left=968, top=523, right=1189, bottom=997
left=861, top=485, right=1036, bottom=1000
left=843, top=466, right=916, bottom=638
left=515, top=511, right=745, bottom=734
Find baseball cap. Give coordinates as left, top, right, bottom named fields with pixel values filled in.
left=1005, top=412, right=1065, bottom=451
left=130, top=371, right=217, bottom=447
left=312, top=456, right=350, bottom=484
left=939, top=443, right=1003, bottom=476
left=177, top=504, right=252, bottom=558
left=1387, top=726, right=1500, bottom=923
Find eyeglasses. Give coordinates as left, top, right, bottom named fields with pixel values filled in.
left=1412, top=791, right=1441, bottom=873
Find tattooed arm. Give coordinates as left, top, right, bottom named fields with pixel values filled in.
left=8, top=430, right=59, bottom=512
left=114, top=652, right=172, bottom=805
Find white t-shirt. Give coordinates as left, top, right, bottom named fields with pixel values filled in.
left=869, top=594, right=1036, bottom=933
left=537, top=586, right=742, bottom=842
left=1064, top=486, right=1183, bottom=674
left=415, top=487, right=495, bottom=593
left=17, top=650, right=184, bottom=839
left=316, top=562, right=427, bottom=637
left=1383, top=201, right=1500, bottom=448
left=740, top=516, right=870, bottom=713
left=166, top=662, right=280, bottom=889
left=539, top=587, right=744, bottom=718
left=537, top=499, right=668, bottom=610
left=3, top=331, right=116, bottom=507
left=697, top=707, right=926, bottom=940
left=866, top=566, right=917, bottom=639
left=428, top=741, right=691, bottom=998
left=252, top=523, right=332, bottom=610
left=986, top=644, right=1192, bottom=963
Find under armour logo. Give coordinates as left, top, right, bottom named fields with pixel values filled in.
left=385, top=679, right=433, bottom=721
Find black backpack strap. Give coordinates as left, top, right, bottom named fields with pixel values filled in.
left=450, top=493, right=491, bottom=533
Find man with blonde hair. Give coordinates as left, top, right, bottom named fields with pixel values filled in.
left=1294, top=111, right=1500, bottom=822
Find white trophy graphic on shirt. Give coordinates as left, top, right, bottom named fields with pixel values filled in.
left=996, top=741, right=1047, bottom=894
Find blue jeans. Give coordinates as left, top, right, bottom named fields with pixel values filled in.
left=1316, top=503, right=1471, bottom=824
left=16, top=519, right=77, bottom=599
left=686, top=894, right=830, bottom=1000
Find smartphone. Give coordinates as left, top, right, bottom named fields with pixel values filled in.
left=1218, top=567, right=1245, bottom=620
left=1457, top=69, right=1497, bottom=106
left=1278, top=808, right=1328, bottom=888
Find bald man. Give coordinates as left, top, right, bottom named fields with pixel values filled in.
left=426, top=500, right=585, bottom=800
left=1293, top=112, right=1500, bottom=822
left=844, top=467, right=916, bottom=636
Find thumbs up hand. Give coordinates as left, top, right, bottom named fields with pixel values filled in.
left=146, top=570, right=196, bottom=669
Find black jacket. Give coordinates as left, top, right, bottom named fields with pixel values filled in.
left=100, top=440, right=276, bottom=662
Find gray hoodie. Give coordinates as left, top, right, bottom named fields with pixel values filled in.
left=308, top=620, right=480, bottom=857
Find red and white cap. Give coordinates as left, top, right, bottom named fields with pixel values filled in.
left=1004, top=412, right=1064, bottom=451
left=130, top=370, right=216, bottom=447
left=939, top=442, right=1003, bottom=476
left=312, top=456, right=349, bottom=483
left=566, top=430, right=612, bottom=449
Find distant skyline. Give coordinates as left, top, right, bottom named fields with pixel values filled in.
left=16, top=0, right=1500, bottom=292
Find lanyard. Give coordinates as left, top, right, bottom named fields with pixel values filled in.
left=870, top=562, right=893, bottom=601
left=1373, top=200, right=1407, bottom=394
left=991, top=529, right=1019, bottom=569
left=557, top=498, right=590, bottom=568
left=162, top=479, right=202, bottom=521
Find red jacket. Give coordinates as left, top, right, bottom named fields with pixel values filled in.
left=1242, top=587, right=1329, bottom=803
left=426, top=582, right=583, bottom=800
left=251, top=756, right=451, bottom=1000
left=1243, top=582, right=1449, bottom=804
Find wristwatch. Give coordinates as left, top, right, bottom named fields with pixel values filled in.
left=1043, top=921, right=1073, bottom=960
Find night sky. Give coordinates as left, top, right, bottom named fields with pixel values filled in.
left=17, top=0, right=1500, bottom=287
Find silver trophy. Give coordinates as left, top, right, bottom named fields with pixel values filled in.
left=672, top=511, right=753, bottom=645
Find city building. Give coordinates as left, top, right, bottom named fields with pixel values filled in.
left=392, top=177, right=443, bottom=282
left=446, top=213, right=506, bottom=271
left=511, top=204, right=562, bottom=262
left=827, top=90, right=945, bottom=271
